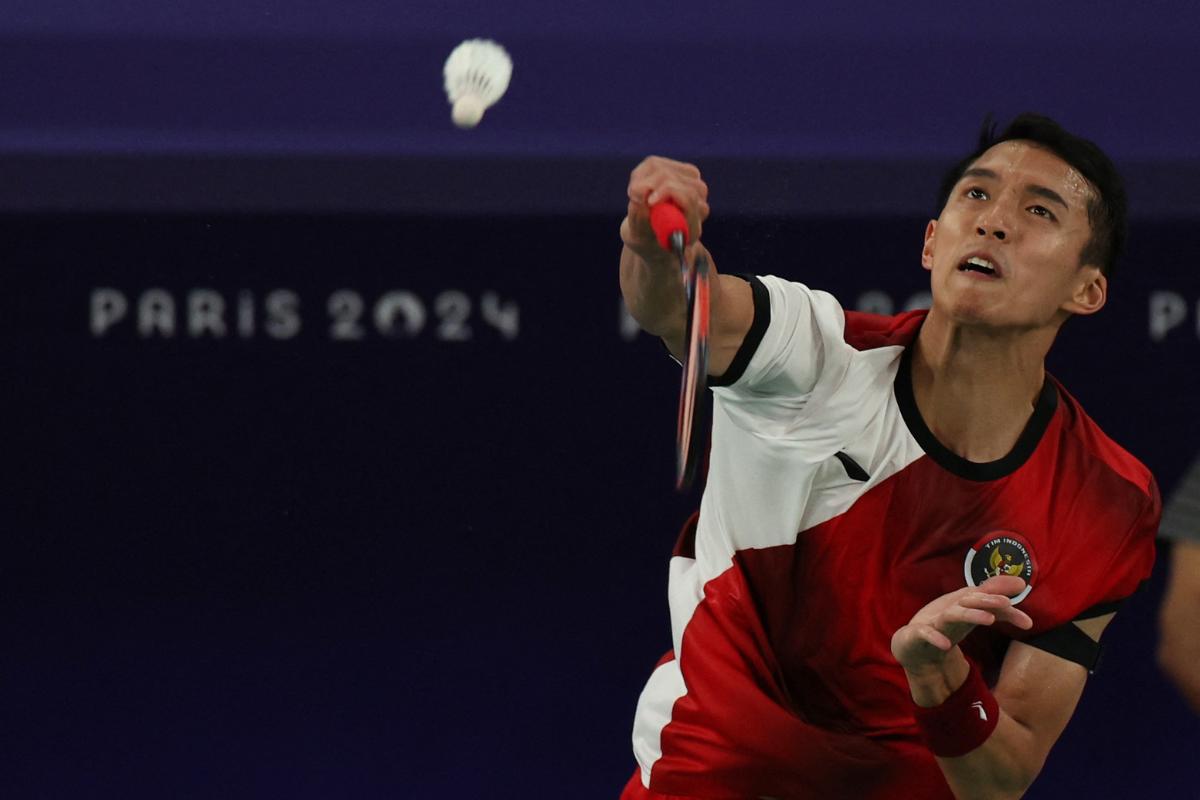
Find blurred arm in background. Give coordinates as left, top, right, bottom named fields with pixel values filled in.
left=1158, top=455, right=1200, bottom=713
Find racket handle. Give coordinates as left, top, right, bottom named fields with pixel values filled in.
left=649, top=201, right=690, bottom=252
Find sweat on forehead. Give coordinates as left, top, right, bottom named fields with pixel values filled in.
left=976, top=141, right=1097, bottom=204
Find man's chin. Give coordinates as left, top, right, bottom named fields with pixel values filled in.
left=930, top=294, right=1000, bottom=327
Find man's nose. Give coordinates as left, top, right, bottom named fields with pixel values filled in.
left=975, top=203, right=1012, bottom=241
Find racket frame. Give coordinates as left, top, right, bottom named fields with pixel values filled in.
left=672, top=232, right=710, bottom=491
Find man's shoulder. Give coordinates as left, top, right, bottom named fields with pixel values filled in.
left=753, top=276, right=926, bottom=353
left=1050, top=378, right=1158, bottom=505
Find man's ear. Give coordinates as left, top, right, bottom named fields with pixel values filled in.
left=1063, top=267, right=1107, bottom=317
left=921, top=220, right=937, bottom=272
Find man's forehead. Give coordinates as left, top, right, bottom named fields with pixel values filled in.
left=968, top=140, right=1095, bottom=204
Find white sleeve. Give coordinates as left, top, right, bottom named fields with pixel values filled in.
left=709, top=275, right=850, bottom=421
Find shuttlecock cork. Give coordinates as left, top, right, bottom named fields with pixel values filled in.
left=443, top=39, right=512, bottom=129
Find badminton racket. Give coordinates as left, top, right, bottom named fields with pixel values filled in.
left=649, top=201, right=710, bottom=491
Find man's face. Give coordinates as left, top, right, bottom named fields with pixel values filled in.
left=922, top=140, right=1106, bottom=330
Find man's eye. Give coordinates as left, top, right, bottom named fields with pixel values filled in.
left=1029, top=205, right=1056, bottom=220
left=966, top=187, right=987, bottom=200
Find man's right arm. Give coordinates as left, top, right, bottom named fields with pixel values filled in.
left=619, top=156, right=754, bottom=376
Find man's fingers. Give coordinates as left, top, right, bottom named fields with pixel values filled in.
left=895, top=577, right=1036, bottom=671
left=958, top=592, right=1017, bottom=610
left=943, top=606, right=996, bottom=628
left=645, top=178, right=707, bottom=209
left=995, top=606, right=1034, bottom=630
left=976, top=575, right=1027, bottom=597
left=915, top=624, right=953, bottom=652
left=956, top=589, right=1035, bottom=630
left=671, top=160, right=702, bottom=179
left=630, top=167, right=706, bottom=199
left=970, top=577, right=1034, bottom=628
left=627, top=157, right=709, bottom=233
left=633, top=155, right=701, bottom=180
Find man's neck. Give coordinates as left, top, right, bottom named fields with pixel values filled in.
left=911, top=313, right=1055, bottom=463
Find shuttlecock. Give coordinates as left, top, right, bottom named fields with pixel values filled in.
left=443, top=39, right=512, bottom=129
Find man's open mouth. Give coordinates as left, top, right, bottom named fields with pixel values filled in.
left=958, top=256, right=1001, bottom=277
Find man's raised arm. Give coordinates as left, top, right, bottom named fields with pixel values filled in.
left=619, top=156, right=753, bottom=375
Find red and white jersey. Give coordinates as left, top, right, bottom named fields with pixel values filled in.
left=628, top=275, right=1159, bottom=800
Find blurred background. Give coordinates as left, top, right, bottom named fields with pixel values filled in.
left=4, top=1, right=1199, bottom=797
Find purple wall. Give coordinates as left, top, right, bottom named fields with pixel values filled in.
left=1, top=1, right=1199, bottom=214
left=6, top=3, right=1200, bottom=797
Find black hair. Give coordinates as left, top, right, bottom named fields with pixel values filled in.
left=936, top=113, right=1127, bottom=276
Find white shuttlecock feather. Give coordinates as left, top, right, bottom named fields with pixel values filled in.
left=443, top=39, right=512, bottom=129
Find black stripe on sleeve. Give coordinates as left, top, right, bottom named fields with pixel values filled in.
left=1075, top=598, right=1125, bottom=620
left=709, top=275, right=771, bottom=388
left=1074, top=579, right=1147, bottom=621
left=1022, top=623, right=1103, bottom=673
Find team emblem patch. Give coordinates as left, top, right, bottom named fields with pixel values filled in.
left=963, top=531, right=1036, bottom=605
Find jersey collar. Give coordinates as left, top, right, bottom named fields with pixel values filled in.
left=894, top=342, right=1059, bottom=482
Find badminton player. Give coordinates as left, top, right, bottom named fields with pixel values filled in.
left=618, top=114, right=1159, bottom=799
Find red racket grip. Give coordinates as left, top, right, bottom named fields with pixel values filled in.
left=649, top=201, right=690, bottom=252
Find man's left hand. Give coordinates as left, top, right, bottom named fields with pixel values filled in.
left=891, top=575, right=1034, bottom=674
